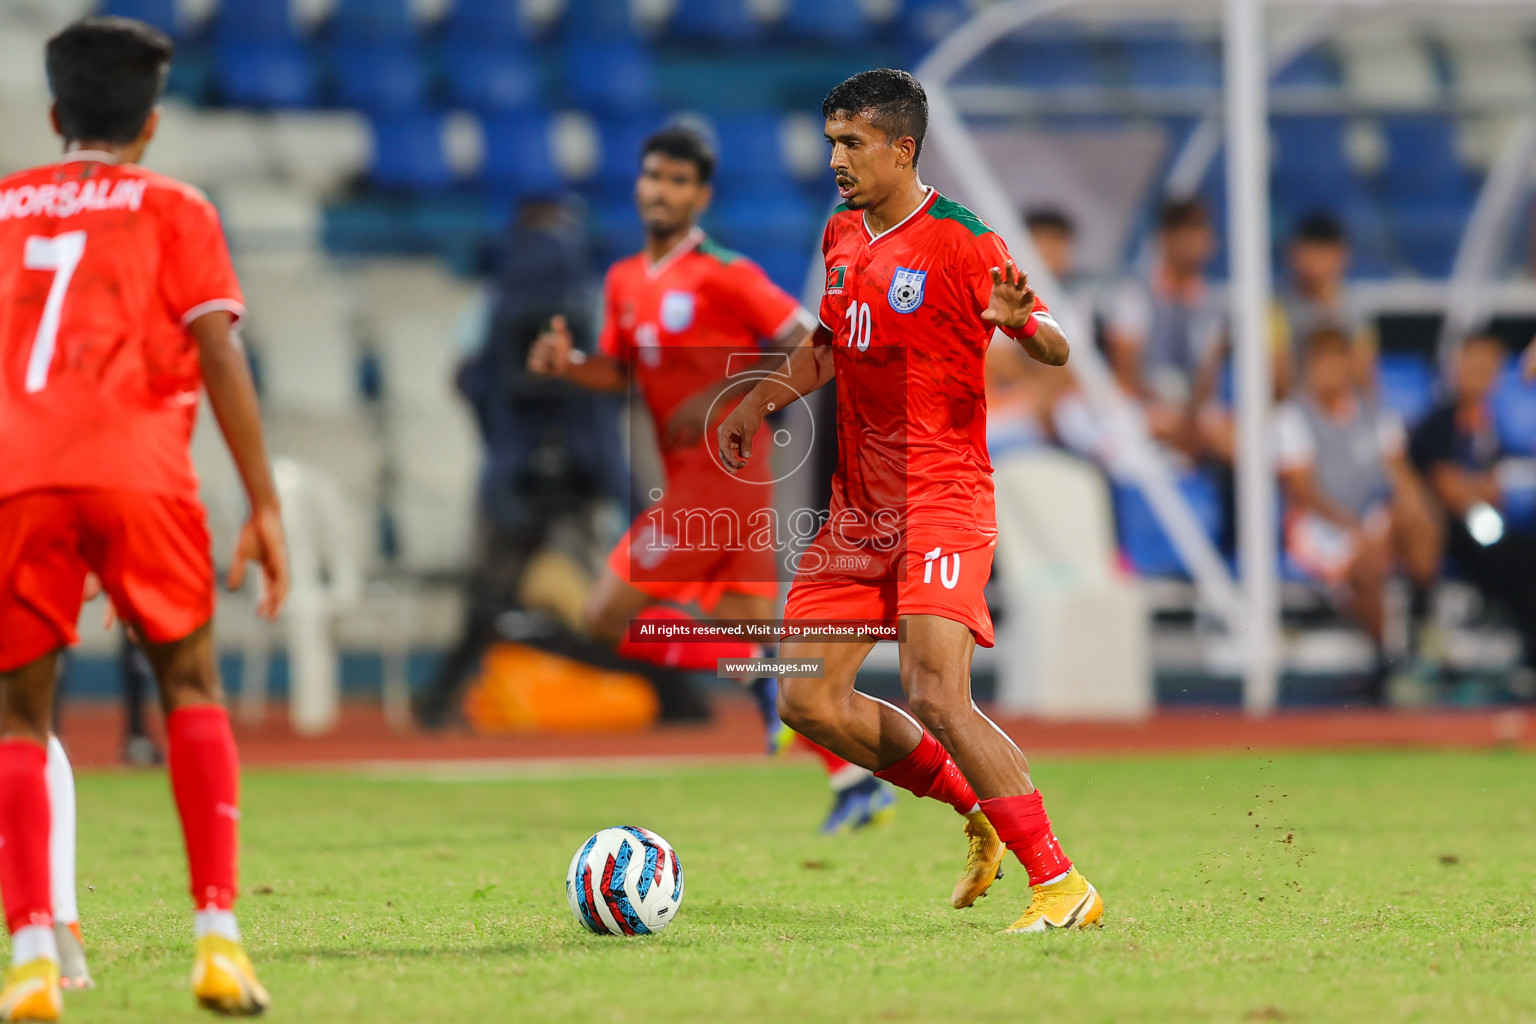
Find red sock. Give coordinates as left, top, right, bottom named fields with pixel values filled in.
left=979, top=790, right=1074, bottom=887
left=874, top=731, right=978, bottom=815
left=616, top=606, right=754, bottom=671
left=794, top=733, right=855, bottom=777
left=0, top=740, right=52, bottom=934
left=168, top=706, right=240, bottom=911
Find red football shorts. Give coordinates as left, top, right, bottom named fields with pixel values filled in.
left=0, top=489, right=215, bottom=672
left=783, top=522, right=997, bottom=647
left=606, top=491, right=779, bottom=613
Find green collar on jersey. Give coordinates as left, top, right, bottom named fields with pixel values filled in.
left=697, top=236, right=743, bottom=264
left=927, top=195, right=992, bottom=236
left=829, top=194, right=992, bottom=236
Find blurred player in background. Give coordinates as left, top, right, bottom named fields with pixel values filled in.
left=0, top=18, right=287, bottom=1019
left=528, top=124, right=897, bottom=833
left=719, top=69, right=1104, bottom=933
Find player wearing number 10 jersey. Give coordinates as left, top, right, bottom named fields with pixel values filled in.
left=719, top=69, right=1105, bottom=933
left=0, top=18, right=286, bottom=1019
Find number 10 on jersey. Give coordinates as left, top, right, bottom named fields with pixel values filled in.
left=843, top=300, right=871, bottom=352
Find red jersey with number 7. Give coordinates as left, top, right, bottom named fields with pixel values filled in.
left=0, top=154, right=244, bottom=503
left=817, top=188, right=1047, bottom=535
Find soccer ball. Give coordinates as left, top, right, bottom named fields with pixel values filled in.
left=565, top=826, right=684, bottom=935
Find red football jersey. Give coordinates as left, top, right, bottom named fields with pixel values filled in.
left=599, top=228, right=801, bottom=487
left=0, top=154, right=244, bottom=503
left=817, top=188, right=1046, bottom=534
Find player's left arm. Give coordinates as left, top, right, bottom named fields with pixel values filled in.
left=976, top=241, right=1075, bottom=366
left=165, top=189, right=289, bottom=619
left=194, top=312, right=289, bottom=620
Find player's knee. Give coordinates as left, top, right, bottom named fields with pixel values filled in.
left=904, top=686, right=967, bottom=742
left=776, top=682, right=831, bottom=734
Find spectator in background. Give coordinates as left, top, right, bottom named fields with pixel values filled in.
left=1105, top=198, right=1231, bottom=464
left=1409, top=333, right=1536, bottom=693
left=415, top=197, right=630, bottom=729
left=1277, top=327, right=1442, bottom=698
left=985, top=208, right=1077, bottom=456
left=1272, top=212, right=1377, bottom=396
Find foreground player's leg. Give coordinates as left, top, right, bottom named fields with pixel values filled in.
left=777, top=639, right=999, bottom=905
left=898, top=615, right=1102, bottom=932
left=43, top=738, right=89, bottom=991
left=142, top=625, right=268, bottom=1016
left=0, top=656, right=63, bottom=1023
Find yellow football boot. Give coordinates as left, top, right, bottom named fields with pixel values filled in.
left=191, top=935, right=269, bottom=1016
left=0, top=958, right=62, bottom=1022
left=951, top=809, right=1005, bottom=909
left=1002, top=867, right=1104, bottom=933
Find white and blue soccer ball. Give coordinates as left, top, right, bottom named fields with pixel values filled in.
left=565, top=826, right=684, bottom=936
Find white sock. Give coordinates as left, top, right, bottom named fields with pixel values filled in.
left=45, top=735, right=78, bottom=928
left=194, top=910, right=240, bottom=942
left=11, top=925, right=58, bottom=966
left=1037, top=869, right=1071, bottom=888
left=829, top=763, right=871, bottom=791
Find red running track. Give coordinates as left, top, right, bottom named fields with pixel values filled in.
left=54, top=697, right=1536, bottom=770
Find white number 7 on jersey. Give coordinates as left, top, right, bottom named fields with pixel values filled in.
left=23, top=230, right=87, bottom=393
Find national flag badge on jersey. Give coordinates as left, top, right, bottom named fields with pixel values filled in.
left=826, top=265, right=847, bottom=294
left=888, top=266, right=926, bottom=313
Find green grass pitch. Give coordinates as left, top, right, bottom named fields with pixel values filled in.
left=54, top=749, right=1536, bottom=1023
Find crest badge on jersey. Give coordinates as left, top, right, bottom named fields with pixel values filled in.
left=887, top=266, right=926, bottom=314
left=660, top=290, right=695, bottom=332
left=826, top=265, right=847, bottom=294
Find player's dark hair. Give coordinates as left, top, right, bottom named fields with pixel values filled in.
left=1025, top=208, right=1075, bottom=237
left=1157, top=197, right=1208, bottom=232
left=1293, top=211, right=1347, bottom=246
left=1461, top=332, right=1508, bottom=355
left=641, top=125, right=716, bottom=184
left=1304, top=324, right=1352, bottom=357
left=46, top=17, right=172, bottom=144
left=822, top=68, right=928, bottom=161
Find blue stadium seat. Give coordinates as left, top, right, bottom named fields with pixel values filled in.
left=1124, top=40, right=1222, bottom=89
left=562, top=42, right=657, bottom=113
left=215, top=39, right=318, bottom=108
left=1376, top=353, right=1437, bottom=427
left=442, top=43, right=540, bottom=113
left=560, top=0, right=636, bottom=39
left=708, top=193, right=821, bottom=252
left=329, top=42, right=428, bottom=113
left=1271, top=117, right=1353, bottom=205
left=1494, top=367, right=1536, bottom=455
left=102, top=0, right=179, bottom=35
left=212, top=0, right=294, bottom=41
left=1112, top=472, right=1225, bottom=578
left=747, top=246, right=814, bottom=295
left=1379, top=117, right=1475, bottom=207
left=481, top=113, right=564, bottom=198
left=1009, top=40, right=1103, bottom=89
left=667, top=0, right=760, bottom=43
left=782, top=0, right=870, bottom=44
left=712, top=114, right=793, bottom=195
left=592, top=115, right=667, bottom=190
left=900, top=0, right=971, bottom=49
left=329, top=0, right=415, bottom=41
left=370, top=114, right=455, bottom=191
left=589, top=197, right=644, bottom=263
left=442, top=0, right=527, bottom=43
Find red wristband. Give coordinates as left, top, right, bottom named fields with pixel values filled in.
left=1021, top=312, right=1039, bottom=338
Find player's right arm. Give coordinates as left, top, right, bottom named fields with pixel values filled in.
left=717, top=323, right=835, bottom=473
left=526, top=314, right=629, bottom=391
left=194, top=311, right=289, bottom=620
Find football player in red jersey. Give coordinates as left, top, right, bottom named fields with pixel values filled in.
left=0, top=18, right=286, bottom=1018
left=528, top=125, right=898, bottom=833
left=719, top=69, right=1105, bottom=932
